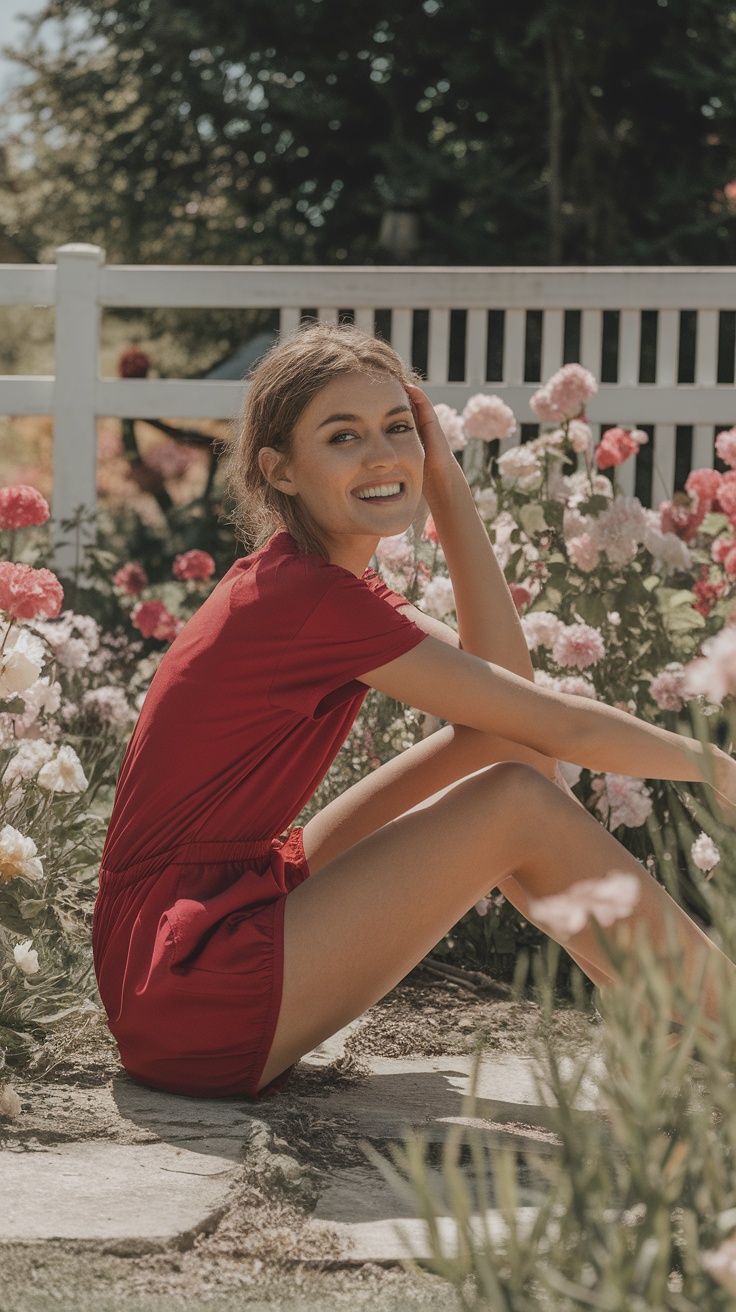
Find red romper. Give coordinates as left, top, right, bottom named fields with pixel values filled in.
left=92, top=526, right=428, bottom=1099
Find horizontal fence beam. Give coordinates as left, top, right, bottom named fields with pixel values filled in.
left=0, top=377, right=734, bottom=427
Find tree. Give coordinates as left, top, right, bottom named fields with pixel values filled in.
left=1, top=0, right=735, bottom=276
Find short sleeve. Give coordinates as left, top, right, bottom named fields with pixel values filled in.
left=268, top=571, right=428, bottom=720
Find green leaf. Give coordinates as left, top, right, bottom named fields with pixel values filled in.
left=518, top=503, right=547, bottom=537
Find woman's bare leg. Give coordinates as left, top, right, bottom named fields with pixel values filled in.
left=258, top=763, right=735, bottom=1089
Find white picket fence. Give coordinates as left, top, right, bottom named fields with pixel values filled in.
left=1, top=242, right=735, bottom=569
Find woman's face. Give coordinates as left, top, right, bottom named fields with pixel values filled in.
left=259, top=369, right=426, bottom=574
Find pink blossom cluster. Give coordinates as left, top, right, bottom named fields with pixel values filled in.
left=693, top=565, right=727, bottom=616
left=422, top=514, right=439, bottom=544
left=590, top=773, right=654, bottom=830
left=432, top=404, right=467, bottom=452
left=0, top=562, right=63, bottom=620
left=691, top=831, right=720, bottom=877
left=594, top=427, right=648, bottom=470
left=172, top=549, right=216, bottom=582
left=508, top=582, right=532, bottom=613
left=566, top=533, right=599, bottom=573
left=686, top=466, right=723, bottom=514
left=0, top=485, right=50, bottom=531
left=659, top=493, right=707, bottom=544
left=130, top=599, right=184, bottom=643
left=520, top=610, right=563, bottom=651
left=113, top=562, right=149, bottom=597
left=530, top=364, right=598, bottom=424
left=648, top=663, right=687, bottom=712
left=716, top=426, right=736, bottom=468
left=551, top=622, right=605, bottom=670
left=376, top=533, right=414, bottom=573
left=526, top=870, right=641, bottom=942
left=461, top=393, right=517, bottom=442
left=589, top=495, right=648, bottom=568
left=684, top=624, right=736, bottom=703
left=715, top=471, right=736, bottom=524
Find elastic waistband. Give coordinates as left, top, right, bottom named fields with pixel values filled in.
left=99, top=833, right=290, bottom=889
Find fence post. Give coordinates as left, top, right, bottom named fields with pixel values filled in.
left=51, top=243, right=105, bottom=575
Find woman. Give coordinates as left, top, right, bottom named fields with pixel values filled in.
left=92, top=322, right=736, bottom=1100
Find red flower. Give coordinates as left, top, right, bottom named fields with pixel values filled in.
left=693, top=567, right=726, bottom=618
left=117, top=347, right=151, bottom=379
left=422, top=515, right=440, bottom=545
left=172, top=549, right=216, bottom=582
left=508, top=583, right=532, bottom=613
left=594, top=427, right=641, bottom=470
left=113, top=562, right=149, bottom=597
left=0, top=561, right=63, bottom=619
left=130, top=599, right=182, bottom=641
left=659, top=492, right=706, bottom=543
left=0, top=485, right=50, bottom=531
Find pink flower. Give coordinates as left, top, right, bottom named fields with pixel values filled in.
left=716, top=471, right=736, bottom=524
left=567, top=534, right=600, bottom=573
left=432, top=404, right=467, bottom=452
left=716, top=427, right=736, bottom=469
left=172, top=549, right=216, bottom=582
left=422, top=514, right=439, bottom=545
left=693, top=568, right=726, bottom=617
left=684, top=624, right=736, bottom=703
left=474, top=895, right=492, bottom=917
left=649, top=663, right=687, bottom=712
left=686, top=466, right=722, bottom=514
left=527, top=871, right=641, bottom=942
left=659, top=493, right=706, bottom=543
left=130, top=599, right=183, bottom=641
left=376, top=533, right=414, bottom=572
left=508, top=583, right=532, bottom=613
left=594, top=427, right=647, bottom=470
left=0, top=485, right=50, bottom=531
left=113, top=562, right=149, bottom=596
left=590, top=774, right=654, bottom=830
left=691, top=832, right=720, bottom=877
left=462, top=393, right=517, bottom=442
left=552, top=622, right=605, bottom=670
left=724, top=546, right=736, bottom=578
left=0, top=562, right=63, bottom=620
left=530, top=364, right=598, bottom=424
left=712, top=534, right=735, bottom=565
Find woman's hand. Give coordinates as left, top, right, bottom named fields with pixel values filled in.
left=404, top=383, right=463, bottom=510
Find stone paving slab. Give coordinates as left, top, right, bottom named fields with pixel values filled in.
left=0, top=1139, right=240, bottom=1244
left=309, top=1205, right=544, bottom=1263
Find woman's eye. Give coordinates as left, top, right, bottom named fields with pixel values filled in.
left=330, top=424, right=412, bottom=445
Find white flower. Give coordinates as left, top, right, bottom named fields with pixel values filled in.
left=497, top=445, right=544, bottom=492
left=568, top=420, right=593, bottom=454
left=527, top=871, right=641, bottom=942
left=462, top=392, right=517, bottom=442
left=590, top=774, right=654, bottom=830
left=702, top=1235, right=736, bottom=1295
left=0, top=1084, right=21, bottom=1120
left=521, top=610, right=564, bottom=651
left=71, top=613, right=100, bottom=652
left=0, top=625, right=45, bottom=698
left=37, top=744, right=88, bottom=793
left=0, top=824, right=43, bottom=882
left=56, top=637, right=90, bottom=671
left=473, top=486, right=499, bottom=522
left=13, top=939, right=39, bottom=975
left=420, top=576, right=456, bottom=619
left=692, top=832, right=720, bottom=877
left=14, top=676, right=62, bottom=725
left=2, top=739, right=56, bottom=783
left=643, top=524, right=692, bottom=575
left=432, top=403, right=467, bottom=451
left=81, top=686, right=133, bottom=725
left=684, top=626, right=736, bottom=705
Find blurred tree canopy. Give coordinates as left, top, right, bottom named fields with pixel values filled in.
left=2, top=0, right=736, bottom=270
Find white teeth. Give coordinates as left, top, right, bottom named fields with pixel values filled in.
left=355, top=483, right=402, bottom=499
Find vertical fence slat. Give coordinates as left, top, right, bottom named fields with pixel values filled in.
left=616, top=456, right=636, bottom=499
left=353, top=307, right=375, bottom=335
left=541, top=309, right=564, bottom=381
left=279, top=307, right=300, bottom=337
left=503, top=310, right=525, bottom=385
left=427, top=307, right=450, bottom=383
left=618, top=310, right=641, bottom=385
left=580, top=309, right=603, bottom=376
left=391, top=308, right=413, bottom=366
left=52, top=243, right=104, bottom=573
left=656, top=310, right=679, bottom=387
left=318, top=307, right=339, bottom=323
left=465, top=308, right=487, bottom=385
left=652, top=424, right=676, bottom=505
left=695, top=309, right=719, bottom=386
left=692, top=425, right=714, bottom=472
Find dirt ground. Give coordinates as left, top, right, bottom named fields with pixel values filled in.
left=0, top=970, right=602, bottom=1312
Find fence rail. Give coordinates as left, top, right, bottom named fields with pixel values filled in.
left=0, top=243, right=734, bottom=569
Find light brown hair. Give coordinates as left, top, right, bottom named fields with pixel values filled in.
left=215, top=321, right=422, bottom=561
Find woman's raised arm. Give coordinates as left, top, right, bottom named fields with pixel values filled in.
left=357, top=634, right=723, bottom=789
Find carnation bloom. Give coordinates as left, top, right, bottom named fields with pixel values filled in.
left=432, top=403, right=467, bottom=452
left=13, top=939, right=39, bottom=975
left=0, top=562, right=63, bottom=621
left=659, top=491, right=706, bottom=543
left=530, top=363, right=598, bottom=424
left=0, top=823, right=43, bottom=882
left=716, top=471, right=736, bottom=524
left=0, top=485, right=50, bottom=531
left=683, top=625, right=736, bottom=703
left=686, top=466, right=723, bottom=514
left=552, top=622, right=605, bottom=670
left=716, top=426, right=736, bottom=470
left=649, top=663, right=688, bottom=712
left=376, top=533, right=414, bottom=572
left=2, top=739, right=55, bottom=784
left=113, top=562, right=149, bottom=596
left=130, top=599, right=183, bottom=641
left=508, top=583, right=532, bottom=613
left=527, top=871, right=641, bottom=942
left=595, top=427, right=647, bottom=470
left=520, top=610, right=564, bottom=650
left=37, top=744, right=88, bottom=793
left=461, top=393, right=517, bottom=441
left=172, top=549, right=216, bottom=582
left=473, top=487, right=498, bottom=522
left=693, top=568, right=726, bottom=618
left=567, top=420, right=592, bottom=454
left=590, top=495, right=648, bottom=568
left=567, top=534, right=599, bottom=573
left=590, top=774, right=654, bottom=830
left=0, top=624, right=44, bottom=698
left=691, top=832, right=720, bottom=877
left=420, top=576, right=456, bottom=619
left=496, top=445, right=543, bottom=492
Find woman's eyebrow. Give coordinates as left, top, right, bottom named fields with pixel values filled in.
left=316, top=405, right=412, bottom=430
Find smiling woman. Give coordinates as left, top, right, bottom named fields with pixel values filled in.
left=92, top=322, right=736, bottom=1106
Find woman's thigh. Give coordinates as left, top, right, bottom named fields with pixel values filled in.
left=258, top=760, right=560, bottom=1089
left=301, top=721, right=558, bottom=876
